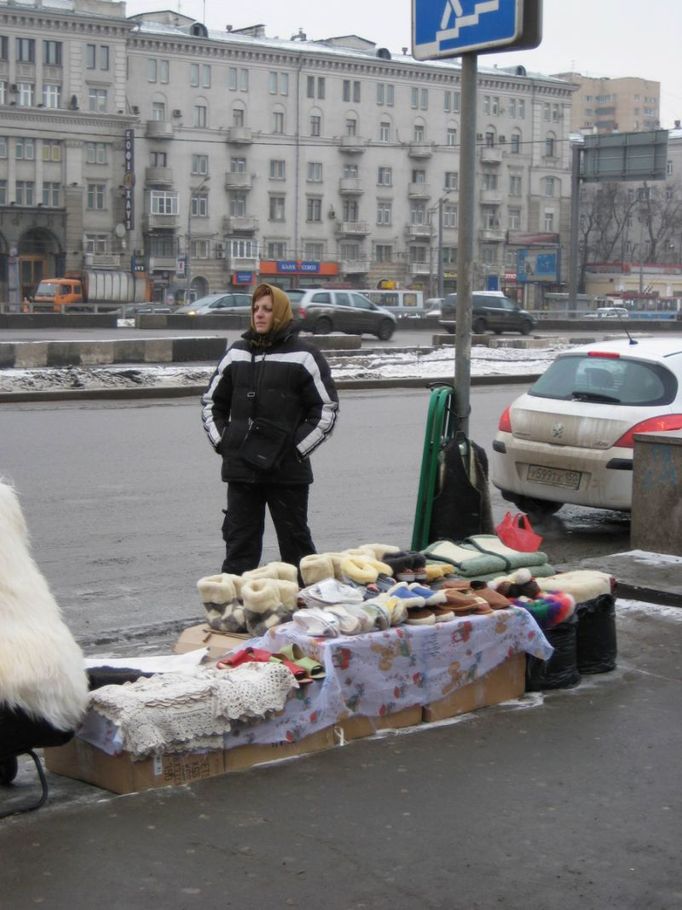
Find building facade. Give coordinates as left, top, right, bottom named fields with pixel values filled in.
left=0, top=2, right=577, bottom=308
left=555, top=72, right=660, bottom=135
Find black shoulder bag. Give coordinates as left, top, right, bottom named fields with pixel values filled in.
left=238, top=353, right=290, bottom=471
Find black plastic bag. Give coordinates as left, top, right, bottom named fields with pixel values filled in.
left=575, top=594, right=617, bottom=674
left=429, top=432, right=494, bottom=542
left=526, top=614, right=581, bottom=691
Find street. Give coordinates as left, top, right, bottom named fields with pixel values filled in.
left=0, top=385, right=631, bottom=643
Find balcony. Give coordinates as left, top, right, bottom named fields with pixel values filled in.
left=408, top=143, right=433, bottom=159
left=338, top=177, right=363, bottom=195
left=224, top=172, right=253, bottom=191
left=149, top=255, right=179, bottom=272
left=410, top=262, right=431, bottom=276
left=222, top=215, right=258, bottom=233
left=408, top=182, right=431, bottom=199
left=145, top=120, right=174, bottom=140
left=335, top=221, right=370, bottom=236
left=405, top=223, right=432, bottom=240
left=479, top=188, right=502, bottom=205
left=339, top=135, right=366, bottom=153
left=227, top=255, right=260, bottom=270
left=143, top=213, right=178, bottom=231
left=341, top=259, right=370, bottom=274
left=84, top=253, right=121, bottom=269
left=479, top=227, right=505, bottom=242
left=480, top=146, right=503, bottom=164
left=225, top=126, right=253, bottom=144
left=145, top=166, right=174, bottom=186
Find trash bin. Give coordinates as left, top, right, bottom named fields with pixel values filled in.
left=526, top=613, right=581, bottom=691
left=575, top=594, right=617, bottom=674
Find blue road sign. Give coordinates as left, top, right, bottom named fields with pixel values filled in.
left=413, top=0, right=529, bottom=60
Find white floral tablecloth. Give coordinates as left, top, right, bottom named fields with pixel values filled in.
left=224, top=606, right=552, bottom=748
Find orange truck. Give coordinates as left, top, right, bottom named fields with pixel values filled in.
left=31, top=270, right=151, bottom=313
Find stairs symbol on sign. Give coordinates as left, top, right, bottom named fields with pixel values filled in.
left=439, top=0, right=500, bottom=40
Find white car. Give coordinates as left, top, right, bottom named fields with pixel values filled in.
left=585, top=306, right=630, bottom=319
left=491, top=338, right=682, bottom=514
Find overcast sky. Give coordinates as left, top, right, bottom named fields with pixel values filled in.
left=125, top=0, right=681, bottom=128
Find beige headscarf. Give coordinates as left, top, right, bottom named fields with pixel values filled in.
left=250, top=283, right=293, bottom=334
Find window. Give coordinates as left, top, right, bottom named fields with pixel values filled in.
left=0, top=179, right=5, bottom=205
left=544, top=210, right=555, bottom=232
left=442, top=247, right=457, bottom=266
left=375, top=244, right=393, bottom=262
left=411, top=203, right=428, bottom=225
left=158, top=60, right=169, bottom=83
left=190, top=63, right=211, bottom=88
left=544, top=135, right=556, bottom=158
left=544, top=176, right=557, bottom=197
left=230, top=156, right=246, bottom=173
left=269, top=195, right=285, bottom=221
left=376, top=200, right=392, bottom=225
left=342, top=79, right=361, bottom=103
left=444, top=90, right=460, bottom=113
left=410, top=87, right=428, bottom=110
left=376, top=82, right=394, bottom=106
left=152, top=101, right=166, bottom=121
left=412, top=168, right=426, bottom=184
left=485, top=130, right=495, bottom=147
left=518, top=99, right=525, bottom=119
left=85, top=142, right=108, bottom=164
left=307, top=161, right=323, bottom=182
left=15, top=137, right=35, bottom=160
left=192, top=154, right=209, bottom=175
left=269, top=159, right=286, bottom=180
left=306, top=76, right=325, bottom=99
left=0, top=37, right=7, bottom=61
left=232, top=106, right=245, bottom=127
left=42, top=182, right=60, bottom=207
left=482, top=172, right=498, bottom=190
left=88, top=87, right=107, bottom=112
left=306, top=197, right=322, bottom=222
left=379, top=120, right=390, bottom=142
left=443, top=204, right=457, bottom=228
left=42, top=84, right=61, bottom=108
left=0, top=137, right=6, bottom=158
left=149, top=234, right=175, bottom=257
left=43, top=40, right=62, bottom=66
left=87, top=183, right=106, bottom=210
left=17, top=83, right=34, bottom=107
left=86, top=44, right=109, bottom=70
left=150, top=190, right=178, bottom=215
left=16, top=181, right=34, bottom=205
left=150, top=151, right=167, bottom=167
left=305, top=242, right=324, bottom=260
left=343, top=164, right=358, bottom=178
left=191, top=194, right=208, bottom=217
left=272, top=110, right=284, bottom=134
left=42, top=141, right=61, bottom=162
left=193, top=104, right=207, bottom=128
left=147, top=59, right=157, bottom=82
left=509, top=174, right=522, bottom=196
left=343, top=199, right=359, bottom=222
left=447, top=127, right=457, bottom=147
left=543, top=102, right=551, bottom=121
left=310, top=114, right=321, bottom=137
left=190, top=239, right=210, bottom=259
left=377, top=166, right=392, bottom=186
left=266, top=241, right=287, bottom=259
left=414, top=124, right=425, bottom=142
left=84, top=234, right=109, bottom=254
left=0, top=82, right=6, bottom=105
left=269, top=71, right=289, bottom=95
left=510, top=131, right=521, bottom=154
left=345, top=117, right=357, bottom=137
left=508, top=207, right=521, bottom=230
left=340, top=242, right=360, bottom=260
left=229, top=193, right=247, bottom=216
left=444, top=171, right=458, bottom=190
left=482, top=207, right=498, bottom=229
left=16, top=38, right=35, bottom=63
left=228, top=238, right=258, bottom=258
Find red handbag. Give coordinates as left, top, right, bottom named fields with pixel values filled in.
left=495, top=512, right=543, bottom=552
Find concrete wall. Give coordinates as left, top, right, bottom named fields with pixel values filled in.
left=631, top=431, right=682, bottom=556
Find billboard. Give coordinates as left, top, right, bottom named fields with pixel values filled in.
left=581, top=130, right=669, bottom=183
left=516, top=248, right=559, bottom=283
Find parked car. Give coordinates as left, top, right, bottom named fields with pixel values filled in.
left=424, top=298, right=445, bottom=318
left=174, top=292, right=252, bottom=316
left=491, top=338, right=682, bottom=515
left=585, top=306, right=630, bottom=319
left=439, top=291, right=535, bottom=335
left=287, top=288, right=397, bottom=340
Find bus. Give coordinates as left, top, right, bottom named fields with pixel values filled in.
left=355, top=289, right=425, bottom=317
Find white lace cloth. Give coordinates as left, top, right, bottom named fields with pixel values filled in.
left=89, top=662, right=296, bottom=758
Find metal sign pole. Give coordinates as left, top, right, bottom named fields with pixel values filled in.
left=455, top=52, right=477, bottom=436
left=567, top=141, right=581, bottom=313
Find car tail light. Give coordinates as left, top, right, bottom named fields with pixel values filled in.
left=498, top=406, right=512, bottom=433
left=588, top=351, right=620, bottom=359
left=613, top=414, right=682, bottom=448
left=298, top=306, right=307, bottom=319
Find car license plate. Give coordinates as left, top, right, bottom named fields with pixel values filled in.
left=527, top=464, right=581, bottom=489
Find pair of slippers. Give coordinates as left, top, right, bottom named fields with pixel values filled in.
left=217, top=644, right=324, bottom=683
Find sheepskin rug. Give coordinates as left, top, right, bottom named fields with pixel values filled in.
left=0, top=480, right=89, bottom=731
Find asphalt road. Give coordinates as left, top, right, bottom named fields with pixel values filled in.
left=0, top=385, right=631, bottom=644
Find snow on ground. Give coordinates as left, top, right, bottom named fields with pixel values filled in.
left=0, top=340, right=573, bottom=392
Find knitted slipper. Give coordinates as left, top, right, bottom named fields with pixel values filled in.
left=388, top=582, right=426, bottom=609
left=406, top=607, right=436, bottom=626
left=407, top=582, right=447, bottom=607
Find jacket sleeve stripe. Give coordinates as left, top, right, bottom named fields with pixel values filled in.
left=201, top=347, right=250, bottom=448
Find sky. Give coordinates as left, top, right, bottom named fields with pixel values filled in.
left=124, top=0, right=682, bottom=129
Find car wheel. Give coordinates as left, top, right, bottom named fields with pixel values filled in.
left=313, top=317, right=332, bottom=335
left=501, top=491, right=563, bottom=516
left=519, top=320, right=533, bottom=336
left=376, top=319, right=395, bottom=341
left=472, top=317, right=487, bottom=334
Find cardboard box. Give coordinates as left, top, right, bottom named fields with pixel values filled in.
left=334, top=704, right=423, bottom=742
left=223, top=726, right=336, bottom=772
left=174, top=623, right=249, bottom=660
left=422, top=652, right=526, bottom=723
left=44, top=737, right=225, bottom=795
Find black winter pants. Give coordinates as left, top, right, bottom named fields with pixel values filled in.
left=221, top=482, right=316, bottom=575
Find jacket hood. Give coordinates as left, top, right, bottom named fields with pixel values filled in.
left=250, top=283, right=293, bottom=334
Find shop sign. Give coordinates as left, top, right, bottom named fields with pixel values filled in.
left=123, top=129, right=135, bottom=231
left=176, top=255, right=186, bottom=277
left=516, top=248, right=559, bottom=284
left=234, top=271, right=254, bottom=285
left=276, top=260, right=321, bottom=274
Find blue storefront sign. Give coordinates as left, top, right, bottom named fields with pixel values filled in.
left=234, top=271, right=254, bottom=284
left=516, top=248, right=559, bottom=284
left=276, top=260, right=321, bottom=274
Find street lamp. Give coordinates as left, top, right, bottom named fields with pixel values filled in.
left=186, top=175, right=210, bottom=303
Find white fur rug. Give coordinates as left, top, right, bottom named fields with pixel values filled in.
left=0, top=480, right=89, bottom=731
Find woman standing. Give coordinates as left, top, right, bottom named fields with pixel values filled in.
left=201, top=283, right=339, bottom=574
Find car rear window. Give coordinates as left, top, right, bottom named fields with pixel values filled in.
left=530, top=354, right=677, bottom=407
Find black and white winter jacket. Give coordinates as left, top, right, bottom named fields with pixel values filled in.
left=201, top=325, right=339, bottom=484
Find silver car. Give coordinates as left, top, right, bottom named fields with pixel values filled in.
left=175, top=292, right=252, bottom=316
left=287, top=288, right=397, bottom=340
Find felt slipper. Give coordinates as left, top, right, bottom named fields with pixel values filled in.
left=406, top=607, right=436, bottom=626
left=216, top=646, right=275, bottom=669
left=469, top=581, right=511, bottom=609
left=324, top=604, right=362, bottom=635
left=430, top=606, right=456, bottom=623
left=293, top=607, right=341, bottom=638
left=293, top=656, right=326, bottom=680
left=270, top=653, right=313, bottom=684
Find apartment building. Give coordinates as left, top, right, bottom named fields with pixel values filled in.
left=0, top=1, right=576, bottom=307
left=555, top=72, right=660, bottom=134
